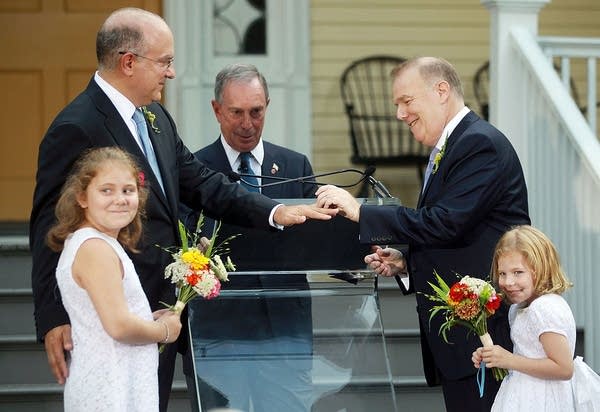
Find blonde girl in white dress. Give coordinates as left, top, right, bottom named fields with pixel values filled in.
left=472, top=225, right=600, bottom=412
left=47, top=147, right=182, bottom=411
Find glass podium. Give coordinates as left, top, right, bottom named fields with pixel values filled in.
left=188, top=200, right=400, bottom=412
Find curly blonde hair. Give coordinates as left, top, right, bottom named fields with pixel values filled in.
left=46, top=147, right=148, bottom=252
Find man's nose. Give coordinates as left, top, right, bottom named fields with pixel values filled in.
left=396, top=106, right=407, bottom=120
left=165, top=64, right=176, bottom=79
left=241, top=113, right=253, bottom=128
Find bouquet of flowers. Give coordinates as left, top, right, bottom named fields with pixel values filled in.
left=424, top=270, right=508, bottom=381
left=158, top=214, right=237, bottom=351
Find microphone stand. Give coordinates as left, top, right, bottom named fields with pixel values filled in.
left=229, top=168, right=373, bottom=190
left=230, top=166, right=394, bottom=200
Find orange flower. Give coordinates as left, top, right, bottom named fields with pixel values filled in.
left=455, top=300, right=481, bottom=320
left=186, top=273, right=200, bottom=286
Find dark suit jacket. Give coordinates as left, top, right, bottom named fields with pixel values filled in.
left=183, top=139, right=316, bottom=379
left=359, top=111, right=530, bottom=384
left=196, top=138, right=316, bottom=198
left=30, top=77, right=278, bottom=341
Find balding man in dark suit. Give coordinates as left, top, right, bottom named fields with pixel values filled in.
left=316, top=56, right=530, bottom=412
left=29, top=9, right=334, bottom=412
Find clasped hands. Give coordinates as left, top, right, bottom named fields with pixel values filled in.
left=315, top=185, right=406, bottom=277
left=273, top=201, right=338, bottom=226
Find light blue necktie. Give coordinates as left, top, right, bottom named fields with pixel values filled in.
left=133, top=109, right=164, bottom=193
left=422, top=146, right=440, bottom=192
left=238, top=152, right=260, bottom=192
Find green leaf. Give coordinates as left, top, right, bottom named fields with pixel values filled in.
left=178, top=220, right=188, bottom=252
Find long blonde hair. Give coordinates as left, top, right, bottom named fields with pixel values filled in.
left=491, top=225, right=572, bottom=296
left=46, top=147, right=148, bottom=252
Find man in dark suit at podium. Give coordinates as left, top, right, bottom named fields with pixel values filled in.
left=183, top=63, right=316, bottom=412
left=316, top=57, right=530, bottom=412
left=182, top=63, right=315, bottom=230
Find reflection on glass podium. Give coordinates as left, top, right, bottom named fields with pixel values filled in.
left=188, top=199, right=400, bottom=412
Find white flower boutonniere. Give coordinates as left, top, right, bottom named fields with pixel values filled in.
left=432, top=139, right=447, bottom=175
left=141, top=106, right=160, bottom=133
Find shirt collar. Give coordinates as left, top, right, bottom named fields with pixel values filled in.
left=94, top=71, right=137, bottom=122
left=220, top=135, right=264, bottom=169
left=435, top=106, right=470, bottom=151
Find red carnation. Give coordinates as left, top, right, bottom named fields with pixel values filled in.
left=449, top=282, right=469, bottom=302
left=485, top=294, right=502, bottom=313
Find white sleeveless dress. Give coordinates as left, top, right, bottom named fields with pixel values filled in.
left=55, top=227, right=158, bottom=412
left=492, top=294, right=576, bottom=411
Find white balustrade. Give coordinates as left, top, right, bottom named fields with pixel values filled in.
left=483, top=0, right=600, bottom=371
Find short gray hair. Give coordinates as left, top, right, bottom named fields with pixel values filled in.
left=214, top=63, right=269, bottom=103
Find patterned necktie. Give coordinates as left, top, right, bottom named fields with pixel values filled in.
left=422, top=146, right=440, bottom=192
left=133, top=109, right=164, bottom=193
left=238, top=152, right=260, bottom=192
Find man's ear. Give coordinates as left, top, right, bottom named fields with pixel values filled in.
left=120, top=52, right=136, bottom=75
left=211, top=100, right=221, bottom=117
left=436, top=80, right=450, bottom=102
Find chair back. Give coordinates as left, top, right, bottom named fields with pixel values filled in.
left=473, top=61, right=490, bottom=120
left=474, top=59, right=585, bottom=121
left=340, top=55, right=429, bottom=169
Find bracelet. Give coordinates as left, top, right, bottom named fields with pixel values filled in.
left=158, top=320, right=169, bottom=343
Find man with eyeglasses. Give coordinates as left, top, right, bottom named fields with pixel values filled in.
left=30, top=7, right=335, bottom=412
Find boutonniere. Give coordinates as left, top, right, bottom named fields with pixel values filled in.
left=432, top=139, right=447, bottom=174
left=271, top=163, right=279, bottom=175
left=141, top=106, right=160, bottom=133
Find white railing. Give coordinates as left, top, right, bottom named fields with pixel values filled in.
left=538, top=36, right=600, bottom=133
left=509, top=28, right=600, bottom=370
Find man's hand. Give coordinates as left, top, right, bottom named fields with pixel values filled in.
left=364, top=246, right=407, bottom=277
left=196, top=236, right=210, bottom=253
left=315, top=185, right=360, bottom=222
left=44, top=324, right=73, bottom=385
left=273, top=204, right=338, bottom=227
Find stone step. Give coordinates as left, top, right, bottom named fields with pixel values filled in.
left=0, top=329, right=424, bottom=385
left=0, top=335, right=189, bottom=385
left=0, top=288, right=413, bottom=337
left=0, top=381, right=444, bottom=412
left=0, top=292, right=36, bottom=336
left=0, top=250, right=31, bottom=290
left=0, top=381, right=192, bottom=412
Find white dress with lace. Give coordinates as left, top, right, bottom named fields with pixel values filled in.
left=56, top=227, right=158, bottom=412
left=492, top=294, right=576, bottom=412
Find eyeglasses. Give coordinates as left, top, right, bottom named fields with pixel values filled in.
left=118, top=51, right=174, bottom=70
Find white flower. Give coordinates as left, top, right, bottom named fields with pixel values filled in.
left=192, top=271, right=219, bottom=297
left=210, top=255, right=229, bottom=281
left=164, top=261, right=189, bottom=284
left=459, top=275, right=487, bottom=296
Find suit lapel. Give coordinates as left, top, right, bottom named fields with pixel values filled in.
left=261, top=147, right=284, bottom=198
left=416, top=111, right=479, bottom=208
left=87, top=80, right=171, bottom=212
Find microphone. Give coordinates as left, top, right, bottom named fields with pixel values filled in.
left=366, top=170, right=393, bottom=198
left=228, top=166, right=393, bottom=198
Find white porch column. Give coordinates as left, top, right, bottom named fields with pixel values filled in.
left=481, top=0, right=550, bottom=139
